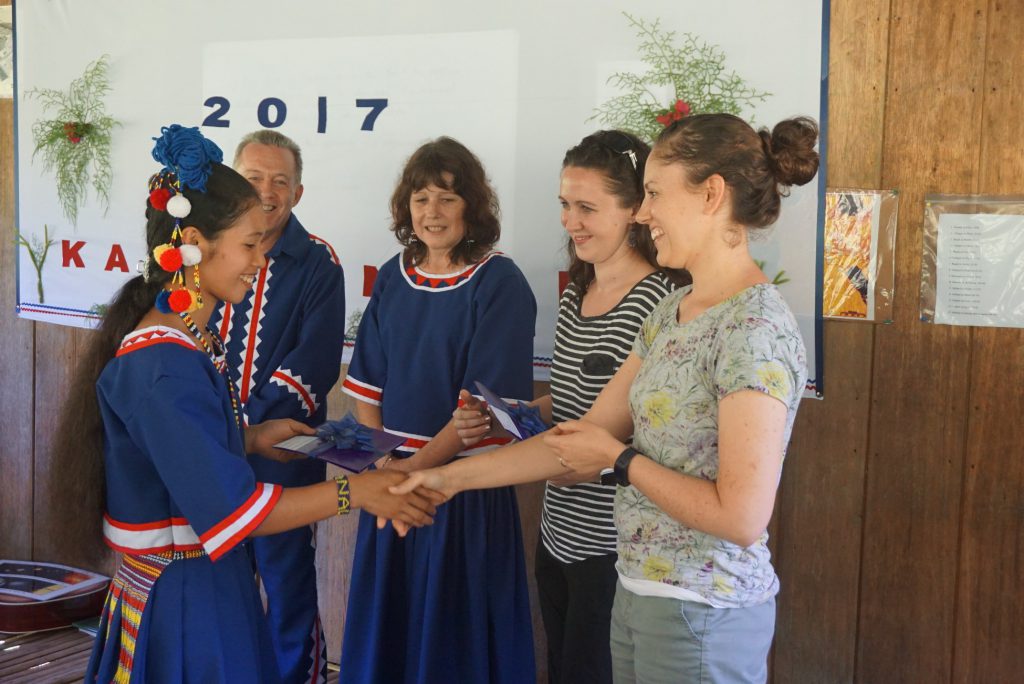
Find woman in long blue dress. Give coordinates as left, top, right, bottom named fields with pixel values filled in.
left=57, top=125, right=439, bottom=683
left=340, top=137, right=537, bottom=683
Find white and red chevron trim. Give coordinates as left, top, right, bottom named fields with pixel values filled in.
left=239, top=260, right=275, bottom=407
left=305, top=614, right=328, bottom=683
left=199, top=482, right=283, bottom=561
left=400, top=251, right=504, bottom=292
left=116, top=326, right=199, bottom=357
left=271, top=369, right=319, bottom=417
left=308, top=233, right=340, bottom=266
left=103, top=514, right=203, bottom=555
left=341, top=376, right=382, bottom=406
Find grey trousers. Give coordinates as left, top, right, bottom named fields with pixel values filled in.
left=609, top=582, right=775, bottom=684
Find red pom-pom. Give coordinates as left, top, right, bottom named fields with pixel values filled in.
left=158, top=247, right=183, bottom=272
left=150, top=188, right=172, bottom=211
left=168, top=289, right=193, bottom=313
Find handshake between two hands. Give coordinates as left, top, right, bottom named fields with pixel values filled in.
left=248, top=385, right=623, bottom=536
left=244, top=416, right=453, bottom=537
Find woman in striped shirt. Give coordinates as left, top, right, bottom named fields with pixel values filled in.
left=455, top=130, right=685, bottom=684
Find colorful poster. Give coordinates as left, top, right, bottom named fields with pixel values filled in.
left=823, top=191, right=881, bottom=319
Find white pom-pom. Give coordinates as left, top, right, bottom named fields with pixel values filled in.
left=179, top=244, right=202, bottom=267
left=167, top=194, right=192, bottom=218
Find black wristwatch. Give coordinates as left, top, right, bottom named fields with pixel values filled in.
left=614, top=447, right=640, bottom=487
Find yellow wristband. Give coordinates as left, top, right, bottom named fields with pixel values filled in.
left=335, top=475, right=351, bottom=516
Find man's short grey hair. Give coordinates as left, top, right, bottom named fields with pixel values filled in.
left=233, top=130, right=303, bottom=184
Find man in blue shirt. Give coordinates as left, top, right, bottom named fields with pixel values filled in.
left=212, top=130, right=346, bottom=684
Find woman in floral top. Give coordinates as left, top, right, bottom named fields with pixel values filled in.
left=395, top=113, right=819, bottom=683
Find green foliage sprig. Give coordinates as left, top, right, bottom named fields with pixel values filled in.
left=18, top=224, right=56, bottom=303
left=755, top=259, right=790, bottom=286
left=28, top=55, right=119, bottom=225
left=590, top=14, right=771, bottom=142
left=345, top=308, right=363, bottom=343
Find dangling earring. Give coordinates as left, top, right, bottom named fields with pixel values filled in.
left=627, top=226, right=638, bottom=248
left=150, top=171, right=204, bottom=314
left=191, top=261, right=204, bottom=310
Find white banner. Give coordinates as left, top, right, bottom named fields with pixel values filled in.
left=13, top=0, right=826, bottom=390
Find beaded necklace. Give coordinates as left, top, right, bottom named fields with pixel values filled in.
left=179, top=311, right=243, bottom=428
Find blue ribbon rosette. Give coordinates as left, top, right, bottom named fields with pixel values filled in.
left=316, top=414, right=377, bottom=451
left=507, top=402, right=547, bottom=439
left=275, top=412, right=405, bottom=472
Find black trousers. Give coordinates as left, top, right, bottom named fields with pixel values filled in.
left=534, top=539, right=618, bottom=684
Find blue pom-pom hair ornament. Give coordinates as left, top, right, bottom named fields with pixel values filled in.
left=146, top=125, right=224, bottom=314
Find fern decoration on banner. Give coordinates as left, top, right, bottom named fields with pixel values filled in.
left=18, top=224, right=56, bottom=303
left=28, top=55, right=119, bottom=225
left=590, top=14, right=771, bottom=143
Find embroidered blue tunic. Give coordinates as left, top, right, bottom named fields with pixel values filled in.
left=210, top=214, right=345, bottom=684
left=86, top=326, right=283, bottom=683
left=340, top=252, right=538, bottom=684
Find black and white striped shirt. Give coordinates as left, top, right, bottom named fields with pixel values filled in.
left=540, top=272, right=676, bottom=563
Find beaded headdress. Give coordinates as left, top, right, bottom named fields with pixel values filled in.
left=146, top=124, right=224, bottom=313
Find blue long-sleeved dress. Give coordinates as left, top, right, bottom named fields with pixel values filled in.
left=340, top=252, right=538, bottom=683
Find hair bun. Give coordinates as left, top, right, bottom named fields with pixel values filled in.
left=764, top=117, right=819, bottom=187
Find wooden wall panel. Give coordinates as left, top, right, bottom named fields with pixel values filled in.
left=0, top=27, right=36, bottom=559
left=857, top=0, right=987, bottom=681
left=30, top=325, right=83, bottom=562
left=952, top=1, right=1024, bottom=679
left=771, top=0, right=890, bottom=681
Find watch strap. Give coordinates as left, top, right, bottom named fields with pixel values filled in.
left=614, top=447, right=639, bottom=487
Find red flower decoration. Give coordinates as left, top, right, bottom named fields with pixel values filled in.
left=655, top=99, right=692, bottom=127
left=149, top=188, right=172, bottom=211
left=157, top=247, right=183, bottom=272
left=63, top=121, right=85, bottom=143
left=168, top=289, right=193, bottom=313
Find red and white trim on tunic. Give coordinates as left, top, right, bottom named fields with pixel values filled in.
left=200, top=482, right=283, bottom=561
left=270, top=369, right=319, bottom=417
left=383, top=427, right=430, bottom=455
left=103, top=515, right=204, bottom=555
left=308, top=233, right=340, bottom=266
left=104, top=483, right=282, bottom=561
left=399, top=251, right=503, bottom=292
left=116, top=327, right=199, bottom=357
left=341, top=376, right=382, bottom=406
left=383, top=427, right=512, bottom=457
left=238, top=260, right=275, bottom=412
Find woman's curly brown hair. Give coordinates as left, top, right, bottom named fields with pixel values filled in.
left=390, top=137, right=500, bottom=267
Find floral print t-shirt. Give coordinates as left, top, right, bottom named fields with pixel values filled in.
left=617, top=284, right=807, bottom=608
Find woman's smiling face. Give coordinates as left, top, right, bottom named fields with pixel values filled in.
left=409, top=173, right=467, bottom=262
left=559, top=165, right=637, bottom=267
